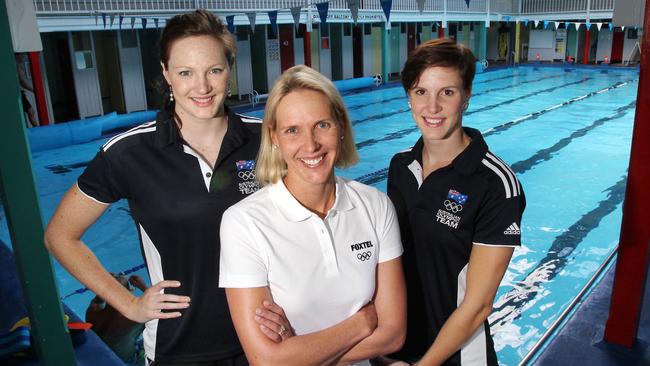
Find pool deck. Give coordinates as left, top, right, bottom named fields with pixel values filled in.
left=533, top=262, right=650, bottom=365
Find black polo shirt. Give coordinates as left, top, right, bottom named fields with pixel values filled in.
left=78, top=108, right=261, bottom=363
left=387, top=127, right=525, bottom=366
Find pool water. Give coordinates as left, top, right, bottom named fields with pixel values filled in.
left=0, top=65, right=639, bottom=365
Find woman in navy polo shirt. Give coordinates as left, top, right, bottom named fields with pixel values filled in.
left=45, top=10, right=260, bottom=365
left=387, top=39, right=526, bottom=365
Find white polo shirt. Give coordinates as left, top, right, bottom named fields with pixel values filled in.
left=219, top=176, right=403, bottom=364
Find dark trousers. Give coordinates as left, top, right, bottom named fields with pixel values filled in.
left=147, top=353, right=248, bottom=366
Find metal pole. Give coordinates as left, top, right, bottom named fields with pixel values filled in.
left=0, top=0, right=76, bottom=364
left=604, top=0, right=650, bottom=348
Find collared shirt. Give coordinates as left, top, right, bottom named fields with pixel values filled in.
left=388, top=127, right=525, bottom=366
left=219, top=176, right=403, bottom=365
left=77, top=108, right=261, bottom=363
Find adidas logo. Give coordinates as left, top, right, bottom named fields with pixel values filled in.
left=504, top=222, right=521, bottom=235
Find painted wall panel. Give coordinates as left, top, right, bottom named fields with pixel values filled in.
left=363, top=31, right=373, bottom=77
left=622, top=28, right=641, bottom=63
left=311, top=28, right=320, bottom=72
left=319, top=25, right=332, bottom=79
left=236, top=35, right=253, bottom=97
left=487, top=26, right=499, bottom=60
left=331, top=23, right=343, bottom=80
left=118, top=30, right=147, bottom=112
left=399, top=25, right=407, bottom=74
left=342, top=25, right=353, bottom=79
left=371, top=25, right=382, bottom=76
left=596, top=28, right=613, bottom=62
left=68, top=31, right=102, bottom=118
left=266, top=25, right=281, bottom=90
left=294, top=26, right=305, bottom=66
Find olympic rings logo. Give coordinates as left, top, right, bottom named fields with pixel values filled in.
left=238, top=170, right=256, bottom=180
left=444, top=200, right=463, bottom=213
left=357, top=251, right=372, bottom=261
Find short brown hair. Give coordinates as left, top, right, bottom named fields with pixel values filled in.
left=401, top=38, right=476, bottom=92
left=256, top=65, right=359, bottom=186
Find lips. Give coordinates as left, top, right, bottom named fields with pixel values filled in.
left=422, top=116, right=444, bottom=127
left=300, top=155, right=324, bottom=167
left=191, top=96, right=214, bottom=106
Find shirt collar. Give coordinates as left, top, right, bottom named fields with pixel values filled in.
left=409, top=127, right=487, bottom=176
left=154, top=106, right=251, bottom=150
left=270, top=176, right=354, bottom=222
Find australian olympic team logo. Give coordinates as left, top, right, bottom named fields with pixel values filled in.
left=436, top=189, right=469, bottom=229
left=235, top=160, right=259, bottom=195
left=357, top=251, right=372, bottom=261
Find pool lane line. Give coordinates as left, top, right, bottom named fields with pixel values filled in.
left=353, top=79, right=638, bottom=185
left=60, top=263, right=147, bottom=300
left=510, top=99, right=637, bottom=174
left=488, top=173, right=627, bottom=328
left=353, top=76, right=596, bottom=147
left=348, top=72, right=566, bottom=116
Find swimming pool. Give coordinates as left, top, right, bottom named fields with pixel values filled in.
left=0, top=65, right=639, bottom=365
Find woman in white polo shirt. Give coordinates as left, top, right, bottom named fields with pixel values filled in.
left=219, top=65, right=406, bottom=365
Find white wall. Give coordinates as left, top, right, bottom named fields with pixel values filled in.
left=596, top=28, right=613, bottom=62
left=622, top=28, right=641, bottom=62
left=236, top=37, right=253, bottom=97
left=319, top=26, right=332, bottom=79
left=487, top=27, right=499, bottom=60
left=293, top=27, right=304, bottom=66
left=528, top=29, right=566, bottom=61
left=399, top=27, right=407, bottom=73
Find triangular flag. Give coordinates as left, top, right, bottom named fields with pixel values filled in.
left=523, top=19, right=529, bottom=27
left=102, top=13, right=106, bottom=29
left=247, top=12, right=256, bottom=32
left=465, top=0, right=471, bottom=7
left=574, top=22, right=581, bottom=30
left=226, top=15, right=235, bottom=34
left=131, top=17, right=136, bottom=29
left=543, top=20, right=548, bottom=29
left=291, top=7, right=301, bottom=31
left=109, top=14, right=115, bottom=28
left=380, top=0, right=392, bottom=23
left=586, top=21, right=591, bottom=29
left=347, top=0, right=359, bottom=24
left=316, top=2, right=329, bottom=26
left=268, top=10, right=278, bottom=38
left=608, top=23, right=613, bottom=31
left=95, top=14, right=98, bottom=26
left=596, top=22, right=602, bottom=31
left=533, top=20, right=539, bottom=28
left=142, top=18, right=147, bottom=29
left=554, top=21, right=560, bottom=30
left=416, top=0, right=425, bottom=13
left=119, top=15, right=123, bottom=30
left=622, top=26, right=626, bottom=31
left=154, top=18, right=159, bottom=29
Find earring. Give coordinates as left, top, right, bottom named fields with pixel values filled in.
left=272, top=144, right=278, bottom=149
left=227, top=82, right=232, bottom=97
left=462, top=101, right=469, bottom=111
left=169, top=85, right=174, bottom=102
left=340, top=135, right=344, bottom=141
left=407, top=100, right=412, bottom=109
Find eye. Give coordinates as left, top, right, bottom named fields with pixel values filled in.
left=210, top=68, right=223, bottom=74
left=178, top=70, right=190, bottom=77
left=316, top=121, right=331, bottom=129
left=284, top=126, right=298, bottom=134
left=441, top=89, right=455, bottom=96
left=412, top=88, right=426, bottom=96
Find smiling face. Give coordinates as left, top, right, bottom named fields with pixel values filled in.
left=408, top=66, right=470, bottom=143
left=271, top=88, right=341, bottom=192
left=162, top=35, right=230, bottom=124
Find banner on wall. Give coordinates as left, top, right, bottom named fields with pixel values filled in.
left=380, top=0, right=392, bottom=22
left=347, top=0, right=359, bottom=24
left=268, top=10, right=278, bottom=37
left=247, top=12, right=256, bottom=32
left=291, top=6, right=302, bottom=31
left=226, top=15, right=235, bottom=33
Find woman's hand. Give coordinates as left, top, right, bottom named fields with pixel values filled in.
left=254, top=300, right=295, bottom=342
left=125, top=280, right=190, bottom=323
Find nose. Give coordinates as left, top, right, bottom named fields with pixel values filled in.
left=426, top=94, right=442, bottom=113
left=303, top=130, right=320, bottom=152
left=195, top=74, right=212, bottom=94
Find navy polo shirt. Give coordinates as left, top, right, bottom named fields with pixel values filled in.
left=78, top=108, right=261, bottom=363
left=387, top=127, right=525, bottom=365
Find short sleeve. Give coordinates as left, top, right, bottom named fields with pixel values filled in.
left=219, top=206, right=269, bottom=288
left=77, top=149, right=129, bottom=204
left=474, top=184, right=526, bottom=247
left=375, top=192, right=404, bottom=263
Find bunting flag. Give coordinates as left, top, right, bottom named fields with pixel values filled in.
left=142, top=18, right=147, bottom=29
left=523, top=19, right=528, bottom=27
left=465, top=0, right=471, bottom=7
left=226, top=15, right=235, bottom=33
left=608, top=23, right=613, bottom=31
left=316, top=2, right=329, bottom=25
left=347, top=0, right=359, bottom=24
left=95, top=14, right=98, bottom=26
left=247, top=12, right=256, bottom=32
left=380, top=0, right=392, bottom=23
left=154, top=18, right=159, bottom=29
left=574, top=22, right=581, bottom=30
left=291, top=6, right=302, bottom=31
left=109, top=14, right=115, bottom=28
left=543, top=20, right=548, bottom=29
left=533, top=20, right=539, bottom=28
left=416, top=0, right=425, bottom=13
left=102, top=13, right=106, bottom=28
left=131, top=17, right=136, bottom=29
left=268, top=10, right=278, bottom=38
left=554, top=21, right=560, bottom=30
left=586, top=21, right=591, bottom=29
left=596, top=22, right=602, bottom=31
left=118, top=15, right=123, bottom=30
left=622, top=26, right=626, bottom=31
